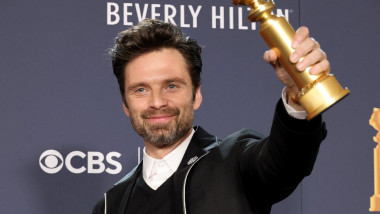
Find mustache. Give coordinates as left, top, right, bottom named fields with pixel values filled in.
left=141, top=107, right=180, bottom=119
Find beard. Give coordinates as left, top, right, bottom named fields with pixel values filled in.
left=129, top=104, right=194, bottom=148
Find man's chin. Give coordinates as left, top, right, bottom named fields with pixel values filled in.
left=146, top=126, right=171, bottom=135
left=144, top=134, right=177, bottom=148
left=143, top=128, right=174, bottom=142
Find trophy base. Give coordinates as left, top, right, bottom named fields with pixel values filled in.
left=370, top=195, right=380, bottom=211
left=298, top=74, right=350, bottom=120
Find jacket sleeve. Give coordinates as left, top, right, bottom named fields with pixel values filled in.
left=237, top=99, right=327, bottom=205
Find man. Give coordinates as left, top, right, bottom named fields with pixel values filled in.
left=93, top=18, right=328, bottom=214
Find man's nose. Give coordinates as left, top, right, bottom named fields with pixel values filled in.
left=149, top=90, right=168, bottom=109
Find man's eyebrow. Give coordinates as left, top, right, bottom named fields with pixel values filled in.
left=126, top=82, right=149, bottom=92
left=163, top=77, right=188, bottom=85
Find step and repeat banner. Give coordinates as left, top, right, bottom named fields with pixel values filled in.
left=1, top=0, right=379, bottom=213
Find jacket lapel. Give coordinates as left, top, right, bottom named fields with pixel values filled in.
left=106, top=163, right=142, bottom=214
left=173, top=126, right=220, bottom=213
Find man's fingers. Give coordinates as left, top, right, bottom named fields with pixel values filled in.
left=263, top=50, right=282, bottom=68
left=292, top=26, right=309, bottom=49
left=296, top=48, right=326, bottom=71
left=309, top=59, right=330, bottom=75
left=263, top=50, right=278, bottom=63
left=290, top=37, right=320, bottom=63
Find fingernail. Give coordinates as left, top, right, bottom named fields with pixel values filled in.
left=265, top=51, right=271, bottom=61
left=308, top=67, right=317, bottom=75
left=297, top=61, right=305, bottom=71
left=290, top=53, right=298, bottom=63
left=292, top=41, right=299, bottom=49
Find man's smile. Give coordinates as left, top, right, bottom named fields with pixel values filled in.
left=145, top=115, right=175, bottom=124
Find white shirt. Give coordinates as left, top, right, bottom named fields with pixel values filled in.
left=142, top=90, right=306, bottom=189
left=281, top=87, right=307, bottom=119
left=142, top=129, right=195, bottom=190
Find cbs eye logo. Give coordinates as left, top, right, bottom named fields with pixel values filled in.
left=39, top=149, right=122, bottom=174
left=39, top=150, right=64, bottom=174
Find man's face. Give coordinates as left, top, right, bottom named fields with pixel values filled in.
left=123, top=48, right=202, bottom=148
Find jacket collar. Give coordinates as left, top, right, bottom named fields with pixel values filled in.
left=105, top=163, right=142, bottom=214
left=177, top=126, right=219, bottom=168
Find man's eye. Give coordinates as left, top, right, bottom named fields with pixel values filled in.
left=136, top=88, right=145, bottom=92
left=168, top=84, right=177, bottom=89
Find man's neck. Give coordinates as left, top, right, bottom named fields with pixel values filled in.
left=144, top=129, right=193, bottom=159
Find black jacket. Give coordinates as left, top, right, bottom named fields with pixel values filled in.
left=93, top=101, right=327, bottom=214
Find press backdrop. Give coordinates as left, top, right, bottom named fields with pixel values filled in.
left=1, top=0, right=379, bottom=213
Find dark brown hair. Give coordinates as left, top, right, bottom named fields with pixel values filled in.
left=110, top=19, right=202, bottom=105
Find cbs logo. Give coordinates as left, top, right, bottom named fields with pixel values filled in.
left=39, top=150, right=122, bottom=174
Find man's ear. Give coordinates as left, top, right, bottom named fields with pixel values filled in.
left=193, top=86, right=202, bottom=110
left=122, top=103, right=130, bottom=117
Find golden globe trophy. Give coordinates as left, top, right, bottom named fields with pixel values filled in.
left=232, top=0, right=350, bottom=120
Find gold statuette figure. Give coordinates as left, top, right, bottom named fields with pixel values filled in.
left=370, top=108, right=380, bottom=211
left=232, top=0, right=350, bottom=120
